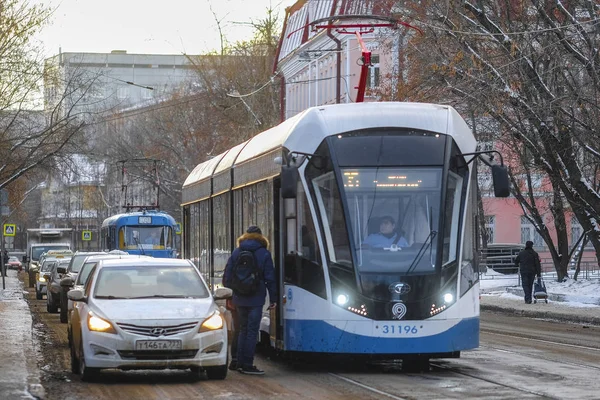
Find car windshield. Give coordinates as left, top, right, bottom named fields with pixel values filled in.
left=76, top=262, right=97, bottom=286
left=94, top=265, right=209, bottom=299
left=9, top=257, right=18, bottom=262
left=70, top=253, right=105, bottom=273
left=41, top=261, right=56, bottom=272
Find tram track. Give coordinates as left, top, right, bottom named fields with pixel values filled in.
left=481, top=330, right=600, bottom=372
left=429, top=362, right=561, bottom=400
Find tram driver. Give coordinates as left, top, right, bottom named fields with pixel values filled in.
left=363, top=216, right=408, bottom=248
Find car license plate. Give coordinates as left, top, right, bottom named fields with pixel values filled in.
left=135, top=340, right=182, bottom=350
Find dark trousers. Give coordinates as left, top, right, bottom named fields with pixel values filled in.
left=230, top=308, right=240, bottom=361
left=521, top=272, right=535, bottom=303
left=236, top=305, right=262, bottom=368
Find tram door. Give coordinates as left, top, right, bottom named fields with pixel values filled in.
left=272, top=177, right=285, bottom=350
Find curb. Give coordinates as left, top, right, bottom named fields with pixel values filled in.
left=480, top=303, right=600, bottom=326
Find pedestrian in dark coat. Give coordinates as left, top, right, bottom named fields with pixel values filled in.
left=223, top=225, right=277, bottom=375
left=515, top=240, right=542, bottom=304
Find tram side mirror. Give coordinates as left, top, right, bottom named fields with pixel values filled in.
left=281, top=166, right=299, bottom=199
left=492, top=165, right=510, bottom=198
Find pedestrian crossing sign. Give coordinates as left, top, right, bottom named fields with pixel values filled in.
left=82, top=231, right=92, bottom=241
left=3, top=224, right=16, bottom=237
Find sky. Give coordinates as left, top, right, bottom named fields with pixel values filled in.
left=32, top=0, right=296, bottom=57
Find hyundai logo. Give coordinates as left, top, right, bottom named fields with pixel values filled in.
left=389, top=282, right=411, bottom=295
left=150, top=328, right=167, bottom=337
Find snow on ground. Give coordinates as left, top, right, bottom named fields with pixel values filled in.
left=480, top=268, right=600, bottom=308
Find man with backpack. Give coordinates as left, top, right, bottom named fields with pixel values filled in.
left=224, top=225, right=277, bottom=375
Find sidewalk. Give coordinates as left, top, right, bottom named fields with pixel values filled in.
left=480, top=289, right=600, bottom=326
left=0, top=270, right=45, bottom=400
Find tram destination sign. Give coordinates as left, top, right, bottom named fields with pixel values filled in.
left=138, top=216, right=152, bottom=224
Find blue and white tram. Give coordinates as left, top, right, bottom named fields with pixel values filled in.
left=181, top=102, right=509, bottom=364
left=100, top=210, right=178, bottom=258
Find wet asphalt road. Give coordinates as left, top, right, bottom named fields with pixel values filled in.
left=19, top=270, right=600, bottom=400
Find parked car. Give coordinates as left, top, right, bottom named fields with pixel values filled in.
left=34, top=250, right=73, bottom=293
left=7, top=256, right=22, bottom=270
left=59, top=251, right=108, bottom=323
left=66, top=254, right=151, bottom=345
left=68, top=258, right=231, bottom=381
left=36, top=259, right=59, bottom=300
left=45, top=259, right=71, bottom=313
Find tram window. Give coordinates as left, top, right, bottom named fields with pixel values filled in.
left=297, top=184, right=320, bottom=263
left=283, top=182, right=326, bottom=299
left=441, top=172, right=463, bottom=265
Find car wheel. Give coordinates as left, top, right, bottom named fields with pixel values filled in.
left=205, top=364, right=228, bottom=380
left=60, top=291, right=68, bottom=323
left=36, top=287, right=42, bottom=300
left=79, top=341, right=101, bottom=381
left=70, top=340, right=80, bottom=374
left=47, top=292, right=59, bottom=313
left=28, top=270, right=35, bottom=288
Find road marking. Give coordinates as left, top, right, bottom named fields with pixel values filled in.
left=329, top=373, right=407, bottom=400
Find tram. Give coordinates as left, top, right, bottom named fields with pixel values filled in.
left=181, top=102, right=509, bottom=365
left=100, top=210, right=178, bottom=258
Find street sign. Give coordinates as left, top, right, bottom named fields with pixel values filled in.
left=175, top=223, right=182, bottom=235
left=3, top=224, right=16, bottom=237
left=82, top=230, right=92, bottom=241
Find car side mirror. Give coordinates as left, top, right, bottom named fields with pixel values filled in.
left=213, top=287, right=233, bottom=300
left=57, top=267, right=67, bottom=274
left=67, top=288, right=86, bottom=302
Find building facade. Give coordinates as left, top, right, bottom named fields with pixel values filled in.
left=44, top=50, right=197, bottom=115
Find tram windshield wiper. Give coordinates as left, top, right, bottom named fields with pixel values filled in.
left=404, top=230, right=437, bottom=276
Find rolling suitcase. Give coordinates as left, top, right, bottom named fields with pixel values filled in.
left=533, top=277, right=548, bottom=304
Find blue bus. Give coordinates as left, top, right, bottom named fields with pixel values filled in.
left=100, top=210, right=178, bottom=258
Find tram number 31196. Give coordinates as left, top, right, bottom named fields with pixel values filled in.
left=381, top=325, right=420, bottom=334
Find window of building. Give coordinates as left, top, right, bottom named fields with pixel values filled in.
left=570, top=219, right=592, bottom=248
left=117, top=87, right=128, bottom=99
left=520, top=216, right=544, bottom=247
left=366, top=54, right=380, bottom=89
left=142, top=88, right=153, bottom=99
left=484, top=215, right=495, bottom=243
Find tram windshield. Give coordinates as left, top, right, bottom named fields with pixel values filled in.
left=118, top=226, right=173, bottom=250
left=338, top=167, right=444, bottom=275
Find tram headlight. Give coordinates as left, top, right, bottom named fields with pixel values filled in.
left=443, top=293, right=454, bottom=304
left=336, top=294, right=349, bottom=305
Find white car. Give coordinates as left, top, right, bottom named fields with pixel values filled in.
left=68, top=258, right=231, bottom=381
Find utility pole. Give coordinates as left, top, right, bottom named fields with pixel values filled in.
left=1, top=188, right=7, bottom=289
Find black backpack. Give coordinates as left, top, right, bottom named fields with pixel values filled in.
left=231, top=250, right=262, bottom=296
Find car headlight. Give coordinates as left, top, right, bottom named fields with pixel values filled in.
left=199, top=311, right=223, bottom=332
left=87, top=313, right=117, bottom=334
left=38, top=276, right=46, bottom=283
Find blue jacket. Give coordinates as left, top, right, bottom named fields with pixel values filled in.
left=224, top=232, right=277, bottom=307
left=364, top=232, right=408, bottom=248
